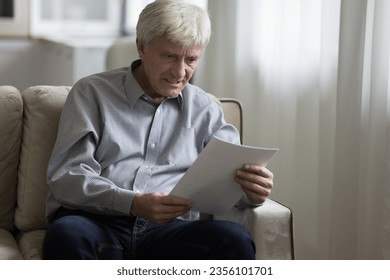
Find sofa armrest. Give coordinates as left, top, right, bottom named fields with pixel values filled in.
left=214, top=198, right=294, bottom=260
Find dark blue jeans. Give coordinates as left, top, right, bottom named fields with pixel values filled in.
left=42, top=208, right=255, bottom=260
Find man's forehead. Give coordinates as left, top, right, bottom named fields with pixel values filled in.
left=150, top=35, right=202, bottom=53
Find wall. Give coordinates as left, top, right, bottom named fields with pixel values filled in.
left=0, top=37, right=114, bottom=91
left=0, top=39, right=38, bottom=91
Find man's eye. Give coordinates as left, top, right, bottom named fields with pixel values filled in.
left=187, top=58, right=198, bottom=64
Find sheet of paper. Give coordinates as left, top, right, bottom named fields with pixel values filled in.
left=169, top=136, right=278, bottom=215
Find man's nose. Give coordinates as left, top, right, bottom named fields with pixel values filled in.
left=170, top=60, right=186, bottom=80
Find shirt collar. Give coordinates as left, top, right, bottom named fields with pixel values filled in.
left=124, top=60, right=144, bottom=107
left=125, top=59, right=183, bottom=108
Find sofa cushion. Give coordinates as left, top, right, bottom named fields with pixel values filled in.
left=0, top=229, right=23, bottom=259
left=17, top=229, right=46, bottom=260
left=15, top=86, right=70, bottom=231
left=0, top=86, right=23, bottom=231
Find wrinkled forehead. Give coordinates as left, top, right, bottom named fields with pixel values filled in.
left=148, top=35, right=203, bottom=55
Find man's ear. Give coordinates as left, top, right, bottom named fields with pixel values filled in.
left=136, top=38, right=145, bottom=58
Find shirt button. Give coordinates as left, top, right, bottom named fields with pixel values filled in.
left=151, top=143, right=156, bottom=148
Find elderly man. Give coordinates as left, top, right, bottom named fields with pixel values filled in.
left=42, top=0, right=273, bottom=260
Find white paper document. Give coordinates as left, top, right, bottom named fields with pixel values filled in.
left=169, top=136, right=278, bottom=215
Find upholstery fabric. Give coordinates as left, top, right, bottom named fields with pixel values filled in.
left=215, top=199, right=293, bottom=259
left=15, top=86, right=70, bottom=231
left=0, top=229, right=23, bottom=260
left=16, top=230, right=46, bottom=260
left=0, top=86, right=23, bottom=231
left=105, top=36, right=138, bottom=71
left=220, top=99, right=242, bottom=141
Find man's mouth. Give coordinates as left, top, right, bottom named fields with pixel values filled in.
left=165, top=79, right=181, bottom=85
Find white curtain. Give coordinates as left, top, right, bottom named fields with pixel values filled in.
left=195, top=0, right=390, bottom=259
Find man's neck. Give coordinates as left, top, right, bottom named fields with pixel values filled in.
left=132, top=62, right=165, bottom=104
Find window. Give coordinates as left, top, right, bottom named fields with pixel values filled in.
left=0, top=0, right=14, bottom=17
left=30, top=0, right=121, bottom=37
left=0, top=0, right=29, bottom=36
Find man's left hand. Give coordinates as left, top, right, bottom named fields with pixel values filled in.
left=235, top=164, right=274, bottom=204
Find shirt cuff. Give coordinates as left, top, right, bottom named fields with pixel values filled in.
left=112, top=188, right=135, bottom=215
left=234, top=194, right=263, bottom=210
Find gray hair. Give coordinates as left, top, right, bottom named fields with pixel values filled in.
left=136, top=0, right=211, bottom=48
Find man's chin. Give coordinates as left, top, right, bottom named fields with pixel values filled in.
left=164, top=87, right=183, bottom=98
left=166, top=92, right=181, bottom=98
left=155, top=83, right=186, bottom=98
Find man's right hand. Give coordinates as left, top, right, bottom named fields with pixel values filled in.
left=130, top=192, right=192, bottom=224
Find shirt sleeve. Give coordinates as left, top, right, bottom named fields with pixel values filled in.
left=235, top=195, right=264, bottom=210
left=47, top=80, right=135, bottom=216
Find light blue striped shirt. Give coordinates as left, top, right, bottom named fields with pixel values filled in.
left=46, top=60, right=241, bottom=221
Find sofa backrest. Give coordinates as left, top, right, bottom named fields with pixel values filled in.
left=0, top=86, right=23, bottom=231
left=15, top=86, right=70, bottom=231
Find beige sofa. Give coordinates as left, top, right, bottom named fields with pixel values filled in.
left=0, top=85, right=294, bottom=260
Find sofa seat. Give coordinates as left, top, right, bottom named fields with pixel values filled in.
left=16, top=230, right=46, bottom=260
left=0, top=229, right=23, bottom=260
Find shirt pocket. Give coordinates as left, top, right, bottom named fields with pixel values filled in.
left=168, top=127, right=199, bottom=169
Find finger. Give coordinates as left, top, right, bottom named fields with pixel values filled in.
left=235, top=179, right=270, bottom=205
left=131, top=192, right=191, bottom=220
left=237, top=164, right=274, bottom=187
left=236, top=177, right=271, bottom=196
left=241, top=164, right=273, bottom=179
left=153, top=194, right=192, bottom=215
left=161, top=194, right=192, bottom=207
left=157, top=204, right=192, bottom=216
left=150, top=204, right=192, bottom=224
left=236, top=171, right=273, bottom=191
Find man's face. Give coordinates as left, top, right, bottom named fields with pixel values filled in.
left=136, top=35, right=202, bottom=102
